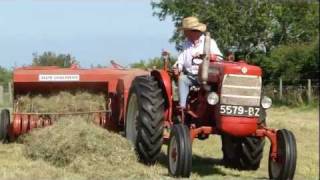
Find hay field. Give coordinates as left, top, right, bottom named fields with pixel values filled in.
left=0, top=106, right=318, bottom=180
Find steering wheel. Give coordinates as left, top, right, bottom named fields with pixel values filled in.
left=210, top=54, right=225, bottom=61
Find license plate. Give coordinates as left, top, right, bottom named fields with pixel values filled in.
left=220, top=105, right=260, bottom=117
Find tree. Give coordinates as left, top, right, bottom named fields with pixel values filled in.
left=271, top=1, right=319, bottom=46
left=152, top=0, right=319, bottom=57
left=32, top=52, right=78, bottom=68
left=0, top=66, right=12, bottom=88
left=131, top=57, right=176, bottom=69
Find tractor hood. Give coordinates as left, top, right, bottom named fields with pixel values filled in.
left=207, top=60, right=262, bottom=83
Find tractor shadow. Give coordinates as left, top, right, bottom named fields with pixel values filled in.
left=157, top=152, right=227, bottom=177
left=191, top=154, right=227, bottom=176
left=157, top=152, right=269, bottom=179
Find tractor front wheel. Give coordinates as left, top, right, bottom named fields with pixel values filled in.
left=222, top=135, right=265, bottom=170
left=168, top=124, right=192, bottom=177
left=125, top=76, right=165, bottom=164
left=0, top=109, right=10, bottom=141
left=268, top=129, right=297, bottom=180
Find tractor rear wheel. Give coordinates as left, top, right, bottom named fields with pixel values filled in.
left=0, top=109, right=10, bottom=141
left=125, top=76, right=165, bottom=164
left=168, top=124, right=192, bottom=177
left=268, top=129, right=297, bottom=180
left=222, top=135, right=265, bottom=170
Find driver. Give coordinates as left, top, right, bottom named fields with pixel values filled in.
left=173, top=16, right=223, bottom=109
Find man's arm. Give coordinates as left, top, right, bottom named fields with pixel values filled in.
left=173, top=51, right=185, bottom=72
left=210, top=39, right=223, bottom=57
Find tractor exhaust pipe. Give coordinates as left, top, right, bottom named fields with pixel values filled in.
left=200, top=32, right=211, bottom=85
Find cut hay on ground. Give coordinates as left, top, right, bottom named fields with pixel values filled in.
left=18, top=116, right=162, bottom=180
left=14, top=91, right=107, bottom=113
left=0, top=143, right=84, bottom=180
left=3, top=91, right=166, bottom=179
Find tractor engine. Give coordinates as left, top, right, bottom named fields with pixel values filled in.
left=188, top=60, right=272, bottom=137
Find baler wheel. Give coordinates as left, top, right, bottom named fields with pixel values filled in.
left=125, top=76, right=165, bottom=164
left=168, top=124, right=192, bottom=177
left=221, top=135, right=265, bottom=170
left=268, top=129, right=297, bottom=180
left=0, top=109, right=10, bottom=141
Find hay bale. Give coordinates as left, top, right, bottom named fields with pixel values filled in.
left=20, top=116, right=161, bottom=179
left=14, top=91, right=107, bottom=113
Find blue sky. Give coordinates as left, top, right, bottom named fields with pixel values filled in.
left=0, top=0, right=177, bottom=68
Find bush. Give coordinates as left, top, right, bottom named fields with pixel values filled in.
left=258, top=38, right=319, bottom=85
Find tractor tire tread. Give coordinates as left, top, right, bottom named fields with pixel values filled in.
left=222, top=135, right=265, bottom=170
left=131, top=75, right=165, bottom=164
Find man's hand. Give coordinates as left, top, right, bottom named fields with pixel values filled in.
left=173, top=68, right=179, bottom=76
left=192, top=52, right=201, bottom=58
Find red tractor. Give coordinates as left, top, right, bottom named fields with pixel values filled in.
left=125, top=33, right=297, bottom=179
left=0, top=33, right=296, bottom=179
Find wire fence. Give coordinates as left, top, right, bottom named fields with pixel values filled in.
left=263, top=78, right=319, bottom=106
left=1, top=78, right=319, bottom=107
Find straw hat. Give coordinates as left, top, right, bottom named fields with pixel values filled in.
left=180, top=16, right=206, bottom=32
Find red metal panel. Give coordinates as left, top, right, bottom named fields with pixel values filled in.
left=30, top=115, right=37, bottom=129
left=255, top=128, right=278, bottom=159
left=151, top=70, right=172, bottom=122
left=12, top=114, right=22, bottom=137
left=21, top=115, right=29, bottom=134
left=222, top=61, right=262, bottom=76
left=13, top=67, right=148, bottom=94
left=208, top=60, right=262, bottom=85
left=218, top=116, right=258, bottom=136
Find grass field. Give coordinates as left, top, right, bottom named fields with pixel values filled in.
left=0, top=106, right=318, bottom=180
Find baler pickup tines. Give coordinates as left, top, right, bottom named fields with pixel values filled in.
left=11, top=110, right=112, bottom=138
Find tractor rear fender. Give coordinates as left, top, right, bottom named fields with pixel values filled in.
left=151, top=70, right=172, bottom=123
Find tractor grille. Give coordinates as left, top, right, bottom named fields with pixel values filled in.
left=220, top=74, right=262, bottom=106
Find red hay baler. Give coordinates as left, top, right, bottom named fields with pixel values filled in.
left=0, top=36, right=297, bottom=179
left=2, top=66, right=148, bottom=138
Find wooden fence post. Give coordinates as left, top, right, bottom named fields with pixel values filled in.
left=0, top=85, right=3, bottom=105
left=279, top=78, right=283, bottom=100
left=307, top=79, right=312, bottom=104
left=8, top=81, right=12, bottom=105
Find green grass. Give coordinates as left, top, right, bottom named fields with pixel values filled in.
left=0, top=107, right=318, bottom=179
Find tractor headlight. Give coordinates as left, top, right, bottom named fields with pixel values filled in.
left=261, top=96, right=272, bottom=109
left=207, top=92, right=219, bottom=105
